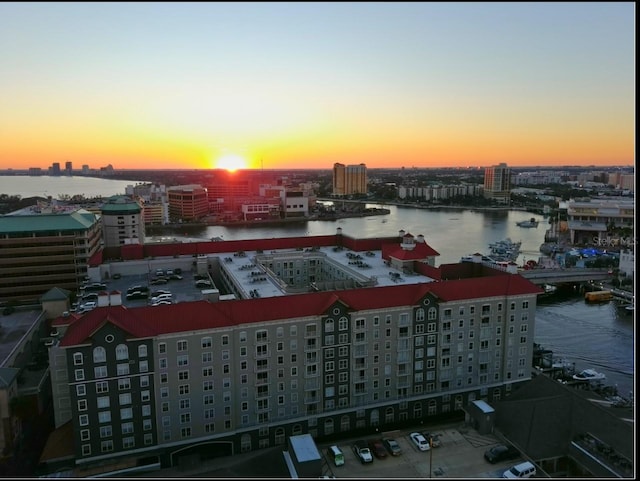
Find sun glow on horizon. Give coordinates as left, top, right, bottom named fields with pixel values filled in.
left=215, top=154, right=248, bottom=172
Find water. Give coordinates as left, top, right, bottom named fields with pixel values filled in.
left=3, top=175, right=634, bottom=397
left=169, top=204, right=549, bottom=266
left=0, top=175, right=136, bottom=199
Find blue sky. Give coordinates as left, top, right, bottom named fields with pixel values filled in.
left=0, top=2, right=634, bottom=170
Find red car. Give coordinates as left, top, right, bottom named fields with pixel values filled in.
left=368, top=439, right=388, bottom=459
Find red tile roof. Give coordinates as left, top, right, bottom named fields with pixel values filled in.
left=58, top=275, right=542, bottom=347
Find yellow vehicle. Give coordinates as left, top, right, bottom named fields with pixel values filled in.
left=584, top=290, right=613, bottom=302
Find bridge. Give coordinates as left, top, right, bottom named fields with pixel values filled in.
left=519, top=267, right=612, bottom=285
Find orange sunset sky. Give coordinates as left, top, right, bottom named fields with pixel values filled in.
left=0, top=3, right=635, bottom=171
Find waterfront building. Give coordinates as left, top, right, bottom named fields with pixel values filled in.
left=50, top=163, right=61, bottom=176
left=566, top=198, right=634, bottom=246
left=167, top=185, right=209, bottom=222
left=332, top=163, right=367, bottom=196
left=65, top=162, right=73, bottom=175
left=0, top=210, right=102, bottom=303
left=100, top=196, right=144, bottom=249
left=483, top=163, right=511, bottom=204
left=42, top=230, right=541, bottom=474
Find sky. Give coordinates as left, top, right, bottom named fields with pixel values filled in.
left=0, top=2, right=635, bottom=171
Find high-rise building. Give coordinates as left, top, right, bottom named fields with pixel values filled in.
left=167, top=185, right=209, bottom=222
left=483, top=163, right=511, bottom=204
left=332, top=163, right=367, bottom=196
left=65, top=161, right=73, bottom=175
left=100, top=196, right=145, bottom=249
left=51, top=162, right=61, bottom=176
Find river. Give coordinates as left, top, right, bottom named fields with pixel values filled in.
left=1, top=175, right=634, bottom=397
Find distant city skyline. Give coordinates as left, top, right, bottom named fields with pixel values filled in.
left=0, top=2, right=634, bottom=171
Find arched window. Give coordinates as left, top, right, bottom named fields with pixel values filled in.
left=370, top=409, right=380, bottom=427
left=325, top=318, right=334, bottom=333
left=324, top=418, right=334, bottom=435
left=93, top=346, right=106, bottom=363
left=292, top=424, right=303, bottom=435
left=138, top=345, right=147, bottom=358
left=428, top=307, right=437, bottom=321
left=274, top=427, right=286, bottom=445
left=413, top=402, right=423, bottom=419
left=416, top=308, right=425, bottom=322
left=115, top=344, right=129, bottom=360
left=340, top=415, right=350, bottom=432
left=385, top=406, right=394, bottom=423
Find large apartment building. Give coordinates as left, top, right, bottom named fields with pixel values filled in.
left=483, top=163, right=511, bottom=204
left=0, top=210, right=102, bottom=303
left=333, top=163, right=368, bottom=196
left=44, top=231, right=541, bottom=474
left=167, top=185, right=209, bottom=222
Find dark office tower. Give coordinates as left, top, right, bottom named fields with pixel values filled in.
left=65, top=161, right=73, bottom=175
left=51, top=162, right=61, bottom=176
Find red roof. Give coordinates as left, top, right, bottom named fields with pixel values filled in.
left=58, top=276, right=542, bottom=347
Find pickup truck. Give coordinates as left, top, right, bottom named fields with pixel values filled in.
left=352, top=440, right=373, bottom=464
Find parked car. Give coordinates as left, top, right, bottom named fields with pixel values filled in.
left=382, top=437, right=402, bottom=456
left=368, top=439, right=388, bottom=459
left=352, top=440, right=373, bottom=464
left=150, top=277, right=168, bottom=285
left=151, top=300, right=172, bottom=306
left=82, top=293, right=99, bottom=302
left=484, top=444, right=520, bottom=464
left=169, top=274, right=183, bottom=280
left=195, top=279, right=212, bottom=288
left=83, top=283, right=107, bottom=292
left=80, top=301, right=97, bottom=312
left=503, top=461, right=536, bottom=478
left=126, top=291, right=148, bottom=300
left=424, top=432, right=441, bottom=448
left=410, top=432, right=430, bottom=451
left=151, top=290, right=171, bottom=297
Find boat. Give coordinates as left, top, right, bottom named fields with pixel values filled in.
left=584, top=290, right=613, bottom=302
left=487, top=238, right=521, bottom=262
left=573, top=369, right=606, bottom=382
left=516, top=217, right=539, bottom=228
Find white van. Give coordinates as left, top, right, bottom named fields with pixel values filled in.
left=327, top=445, right=345, bottom=467
left=503, top=461, right=536, bottom=479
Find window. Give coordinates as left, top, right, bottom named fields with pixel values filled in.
left=180, top=413, right=191, bottom=424
left=222, top=335, right=229, bottom=345
left=177, top=355, right=189, bottom=366
left=98, top=411, right=111, bottom=423
left=123, top=436, right=135, bottom=449
left=76, top=385, right=86, bottom=396
left=138, top=344, right=147, bottom=357
left=96, top=381, right=108, bottom=393
left=97, top=396, right=110, bottom=408
left=201, top=337, right=212, bottom=349
left=119, top=393, right=132, bottom=405
left=158, top=343, right=166, bottom=354
left=79, top=414, right=89, bottom=426
left=77, top=399, right=87, bottom=411
left=101, top=440, right=114, bottom=453
left=100, top=425, right=112, bottom=438
left=115, top=344, right=129, bottom=360
left=120, top=407, right=133, bottom=420
left=177, top=340, right=188, bottom=351
left=202, top=352, right=212, bottom=363
left=93, top=346, right=106, bottom=363
left=117, top=363, right=130, bottom=376
left=122, top=422, right=134, bottom=434
left=203, top=366, right=213, bottom=377
left=139, top=360, right=149, bottom=372
left=140, top=375, right=149, bottom=387
left=75, top=369, right=85, bottom=381
left=179, top=399, right=191, bottom=410
left=73, top=352, right=83, bottom=365
left=179, top=384, right=190, bottom=395
left=203, top=380, right=214, bottom=391
left=118, top=378, right=131, bottom=390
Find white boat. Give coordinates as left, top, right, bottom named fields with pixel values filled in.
left=516, top=217, right=539, bottom=228
left=572, top=369, right=606, bottom=382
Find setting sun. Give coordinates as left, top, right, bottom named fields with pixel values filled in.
left=215, top=154, right=248, bottom=172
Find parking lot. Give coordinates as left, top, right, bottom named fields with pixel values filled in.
left=316, top=422, right=527, bottom=478
left=77, top=269, right=211, bottom=310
